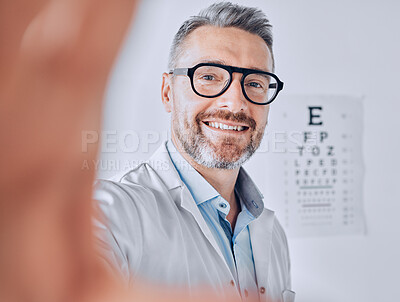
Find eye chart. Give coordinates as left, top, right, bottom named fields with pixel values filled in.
left=245, top=95, right=366, bottom=237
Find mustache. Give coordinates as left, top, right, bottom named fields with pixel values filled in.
left=195, top=110, right=256, bottom=130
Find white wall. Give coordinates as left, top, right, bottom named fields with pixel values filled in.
left=101, top=1, right=400, bottom=301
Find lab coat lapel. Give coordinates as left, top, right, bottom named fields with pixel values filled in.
left=179, top=185, right=228, bottom=265
left=148, top=142, right=231, bottom=270
left=249, top=208, right=275, bottom=301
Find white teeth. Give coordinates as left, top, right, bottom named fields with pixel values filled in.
left=206, top=122, right=245, bottom=131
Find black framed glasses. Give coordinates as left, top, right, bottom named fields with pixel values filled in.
left=169, top=63, right=284, bottom=105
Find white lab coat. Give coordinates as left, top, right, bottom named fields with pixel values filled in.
left=94, top=141, right=295, bottom=302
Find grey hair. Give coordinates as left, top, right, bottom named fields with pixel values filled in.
left=168, top=1, right=274, bottom=70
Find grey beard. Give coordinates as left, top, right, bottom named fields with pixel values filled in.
left=187, top=140, right=253, bottom=169
left=172, top=106, right=265, bottom=170
left=175, top=120, right=258, bottom=170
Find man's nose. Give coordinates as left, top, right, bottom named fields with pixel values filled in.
left=214, top=75, right=247, bottom=113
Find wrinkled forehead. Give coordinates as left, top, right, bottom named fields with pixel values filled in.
left=176, top=25, right=273, bottom=72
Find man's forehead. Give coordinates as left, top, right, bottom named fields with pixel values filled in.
left=176, top=26, right=273, bottom=72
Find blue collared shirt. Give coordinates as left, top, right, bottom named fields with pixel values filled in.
left=166, top=140, right=264, bottom=300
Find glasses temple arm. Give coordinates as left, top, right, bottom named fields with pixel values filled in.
left=169, top=68, right=188, bottom=76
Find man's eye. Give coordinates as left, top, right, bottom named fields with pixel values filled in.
left=247, top=82, right=263, bottom=88
left=201, top=75, right=215, bottom=81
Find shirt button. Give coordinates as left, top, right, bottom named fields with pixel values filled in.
left=260, top=286, right=266, bottom=294
left=219, top=202, right=227, bottom=208
left=230, top=280, right=235, bottom=287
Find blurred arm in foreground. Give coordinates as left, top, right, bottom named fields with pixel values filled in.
left=0, top=1, right=239, bottom=301
left=0, top=0, right=138, bottom=301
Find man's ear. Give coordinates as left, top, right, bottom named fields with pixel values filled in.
left=161, top=72, right=173, bottom=113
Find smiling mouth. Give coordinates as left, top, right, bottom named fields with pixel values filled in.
left=203, top=121, right=249, bottom=132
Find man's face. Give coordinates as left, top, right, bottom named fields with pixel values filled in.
left=162, top=26, right=273, bottom=169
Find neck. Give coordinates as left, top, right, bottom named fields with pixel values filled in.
left=171, top=136, right=240, bottom=211
left=192, top=161, right=239, bottom=203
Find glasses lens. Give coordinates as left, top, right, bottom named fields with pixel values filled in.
left=244, top=73, right=278, bottom=104
left=193, top=66, right=230, bottom=96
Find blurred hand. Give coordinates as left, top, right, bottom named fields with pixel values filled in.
left=0, top=1, right=244, bottom=302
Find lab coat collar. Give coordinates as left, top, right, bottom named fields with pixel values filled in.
left=236, top=168, right=265, bottom=218
left=146, top=141, right=183, bottom=192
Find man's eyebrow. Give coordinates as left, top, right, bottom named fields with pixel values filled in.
left=197, top=59, right=270, bottom=73
left=198, top=59, right=227, bottom=65
left=248, top=66, right=270, bottom=73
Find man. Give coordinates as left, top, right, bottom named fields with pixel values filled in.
left=95, top=2, right=295, bottom=302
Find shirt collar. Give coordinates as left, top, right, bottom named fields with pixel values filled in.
left=166, top=140, right=265, bottom=217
